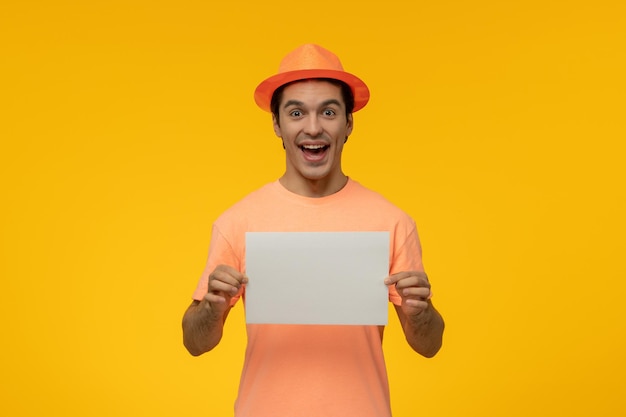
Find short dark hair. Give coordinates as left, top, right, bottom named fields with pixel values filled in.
left=270, top=78, right=355, bottom=124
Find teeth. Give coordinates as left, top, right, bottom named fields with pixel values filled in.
left=302, top=144, right=326, bottom=149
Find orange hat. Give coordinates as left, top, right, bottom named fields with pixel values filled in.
left=254, top=44, right=370, bottom=113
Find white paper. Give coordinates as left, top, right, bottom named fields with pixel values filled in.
left=245, top=231, right=390, bottom=325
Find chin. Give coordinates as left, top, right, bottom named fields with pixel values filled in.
left=295, top=164, right=325, bottom=177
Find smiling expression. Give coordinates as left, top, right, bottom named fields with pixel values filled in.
left=272, top=80, right=353, bottom=197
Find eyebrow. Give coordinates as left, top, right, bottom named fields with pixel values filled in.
left=282, top=99, right=343, bottom=109
left=282, top=99, right=304, bottom=109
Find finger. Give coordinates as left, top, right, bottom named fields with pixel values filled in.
left=210, top=267, right=246, bottom=288
left=384, top=271, right=428, bottom=286
left=392, top=275, right=431, bottom=292
left=209, top=271, right=241, bottom=289
left=205, top=292, right=227, bottom=304
left=384, top=271, right=413, bottom=285
left=209, top=279, right=240, bottom=296
left=394, top=278, right=426, bottom=292
left=400, top=286, right=432, bottom=300
left=405, top=298, right=429, bottom=310
left=203, top=293, right=232, bottom=318
left=213, top=265, right=247, bottom=284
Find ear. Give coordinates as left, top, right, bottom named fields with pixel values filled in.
left=344, top=113, right=353, bottom=143
left=272, top=114, right=282, bottom=137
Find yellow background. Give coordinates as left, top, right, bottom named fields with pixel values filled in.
left=1, top=1, right=625, bottom=416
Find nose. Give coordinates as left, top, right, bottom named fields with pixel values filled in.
left=303, top=114, right=323, bottom=137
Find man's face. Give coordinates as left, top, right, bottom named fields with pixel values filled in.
left=273, top=80, right=353, bottom=189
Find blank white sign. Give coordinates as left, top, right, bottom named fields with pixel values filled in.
left=245, top=231, right=390, bottom=325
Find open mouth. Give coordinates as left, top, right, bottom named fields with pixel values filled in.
left=299, top=144, right=330, bottom=161
left=300, top=144, right=329, bottom=153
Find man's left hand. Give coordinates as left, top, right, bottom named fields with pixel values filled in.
left=384, top=271, right=432, bottom=316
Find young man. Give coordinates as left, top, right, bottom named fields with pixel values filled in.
left=182, top=44, right=444, bottom=417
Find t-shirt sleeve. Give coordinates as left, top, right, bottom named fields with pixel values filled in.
left=388, top=218, right=424, bottom=306
left=192, top=224, right=244, bottom=306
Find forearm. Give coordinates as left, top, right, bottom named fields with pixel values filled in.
left=182, top=300, right=227, bottom=356
left=397, top=303, right=445, bottom=358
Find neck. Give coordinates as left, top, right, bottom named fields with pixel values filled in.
left=279, top=174, right=349, bottom=198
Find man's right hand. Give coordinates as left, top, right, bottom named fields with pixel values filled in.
left=203, top=265, right=248, bottom=317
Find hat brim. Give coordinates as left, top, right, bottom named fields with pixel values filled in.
left=254, top=69, right=370, bottom=113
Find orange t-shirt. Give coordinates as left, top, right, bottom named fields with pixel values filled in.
left=193, top=179, right=424, bottom=417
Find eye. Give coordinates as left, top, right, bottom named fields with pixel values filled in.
left=323, top=109, right=336, bottom=117
left=289, top=109, right=303, bottom=117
